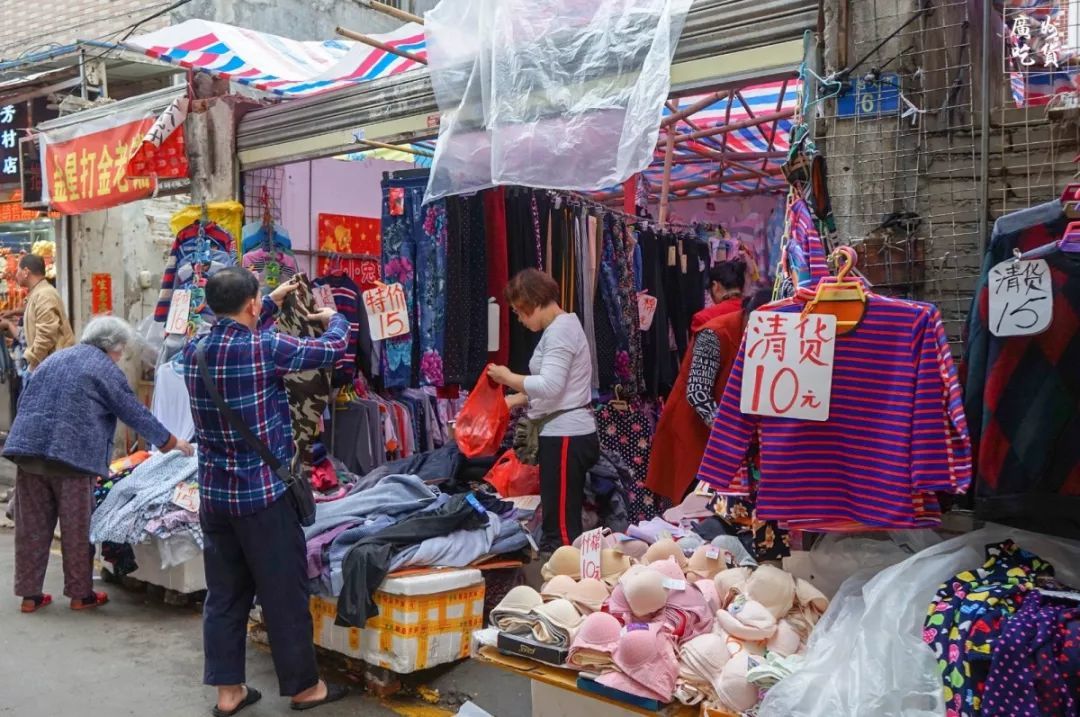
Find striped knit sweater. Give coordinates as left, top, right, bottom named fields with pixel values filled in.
left=698, top=294, right=971, bottom=530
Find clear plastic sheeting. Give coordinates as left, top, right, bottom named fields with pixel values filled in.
left=423, top=0, right=692, bottom=202
left=759, top=525, right=1080, bottom=717
left=800, top=530, right=944, bottom=597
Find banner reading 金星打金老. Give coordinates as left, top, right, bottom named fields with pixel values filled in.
left=38, top=100, right=187, bottom=215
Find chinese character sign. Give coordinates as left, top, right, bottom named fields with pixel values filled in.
left=362, top=283, right=411, bottom=341
left=316, top=213, right=381, bottom=284
left=90, top=273, right=112, bottom=314
left=740, top=311, right=837, bottom=422
left=0, top=102, right=27, bottom=183
left=578, top=528, right=603, bottom=581
left=989, top=259, right=1053, bottom=337
left=39, top=110, right=159, bottom=214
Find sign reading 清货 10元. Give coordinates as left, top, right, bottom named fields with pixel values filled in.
left=989, top=259, right=1053, bottom=337
left=740, top=311, right=837, bottom=422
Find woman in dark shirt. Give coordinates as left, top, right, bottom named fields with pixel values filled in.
left=3, top=316, right=192, bottom=613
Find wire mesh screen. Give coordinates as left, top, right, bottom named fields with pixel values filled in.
left=820, top=0, right=979, bottom=346
left=997, top=2, right=1080, bottom=218
left=241, top=166, right=285, bottom=225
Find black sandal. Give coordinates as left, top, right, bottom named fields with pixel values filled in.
left=211, top=687, right=262, bottom=717
left=290, top=683, right=349, bottom=711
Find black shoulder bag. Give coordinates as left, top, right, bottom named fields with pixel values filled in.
left=196, top=342, right=316, bottom=527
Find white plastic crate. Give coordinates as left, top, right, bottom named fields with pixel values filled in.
left=310, top=568, right=485, bottom=674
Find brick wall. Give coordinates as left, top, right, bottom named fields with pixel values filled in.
left=0, top=0, right=171, bottom=61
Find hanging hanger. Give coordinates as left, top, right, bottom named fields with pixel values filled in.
left=801, top=246, right=868, bottom=336
left=610, top=385, right=629, bottom=412
left=1061, top=183, right=1080, bottom=219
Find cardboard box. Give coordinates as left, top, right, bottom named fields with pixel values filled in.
left=496, top=631, right=570, bottom=667
left=310, top=569, right=484, bottom=674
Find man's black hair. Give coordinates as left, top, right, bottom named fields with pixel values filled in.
left=743, top=287, right=774, bottom=313
left=206, top=267, right=261, bottom=316
left=708, top=259, right=747, bottom=291
left=18, top=254, right=46, bottom=277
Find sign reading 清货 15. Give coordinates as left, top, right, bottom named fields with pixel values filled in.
left=989, top=259, right=1053, bottom=337
left=578, top=528, right=603, bottom=581
left=362, top=283, right=411, bottom=341
left=740, top=311, right=837, bottom=422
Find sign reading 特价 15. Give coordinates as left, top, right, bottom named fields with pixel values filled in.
left=740, top=311, right=837, bottom=422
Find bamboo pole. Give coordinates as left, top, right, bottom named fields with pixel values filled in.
left=601, top=166, right=785, bottom=201
left=658, top=130, right=676, bottom=225
left=355, top=0, right=424, bottom=25
left=336, top=26, right=427, bottom=65
left=356, top=139, right=434, bottom=157
left=671, top=108, right=796, bottom=143
left=661, top=90, right=729, bottom=127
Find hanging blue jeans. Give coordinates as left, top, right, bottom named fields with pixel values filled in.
left=381, top=177, right=427, bottom=388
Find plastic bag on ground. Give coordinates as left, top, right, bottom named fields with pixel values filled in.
left=795, top=530, right=944, bottom=597
left=455, top=367, right=509, bottom=458
left=423, top=0, right=693, bottom=202
left=484, top=450, right=541, bottom=497
left=759, top=524, right=1080, bottom=717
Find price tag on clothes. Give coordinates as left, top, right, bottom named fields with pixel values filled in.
left=362, top=283, right=411, bottom=341
left=313, top=285, right=336, bottom=310
left=388, top=187, right=405, bottom=216
left=988, top=259, right=1053, bottom=337
left=662, top=578, right=687, bottom=591
left=637, top=292, right=658, bottom=331
left=165, top=289, right=191, bottom=335
left=170, top=480, right=200, bottom=513
left=706, top=547, right=721, bottom=560
left=578, top=528, right=603, bottom=581
left=740, top=311, right=837, bottom=422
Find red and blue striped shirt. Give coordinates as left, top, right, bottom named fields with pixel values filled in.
left=184, top=296, right=348, bottom=517
left=697, top=294, right=971, bottom=530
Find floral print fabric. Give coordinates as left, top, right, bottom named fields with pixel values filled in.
left=594, top=401, right=667, bottom=523
left=923, top=540, right=1054, bottom=717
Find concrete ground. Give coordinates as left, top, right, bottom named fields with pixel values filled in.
left=0, top=495, right=529, bottom=716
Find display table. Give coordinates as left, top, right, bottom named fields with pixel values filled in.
left=474, top=646, right=734, bottom=717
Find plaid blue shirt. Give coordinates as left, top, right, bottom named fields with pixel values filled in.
left=183, top=296, right=348, bottom=517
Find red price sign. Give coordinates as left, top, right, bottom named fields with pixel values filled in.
left=740, top=311, right=836, bottom=422
left=362, top=283, right=410, bottom=341
left=578, top=528, right=603, bottom=581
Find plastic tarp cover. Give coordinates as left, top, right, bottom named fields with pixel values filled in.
left=760, top=525, right=1080, bottom=717
left=423, top=0, right=692, bottom=202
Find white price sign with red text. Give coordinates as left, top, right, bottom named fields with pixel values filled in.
left=740, top=311, right=836, bottom=422
left=578, top=528, right=603, bottom=581
left=362, top=283, right=411, bottom=341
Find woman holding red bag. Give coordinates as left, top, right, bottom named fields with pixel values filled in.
left=487, top=269, right=598, bottom=553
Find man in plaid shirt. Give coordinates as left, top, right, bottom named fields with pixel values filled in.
left=184, top=268, right=349, bottom=715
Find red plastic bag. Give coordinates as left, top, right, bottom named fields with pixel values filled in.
left=484, top=450, right=541, bottom=497
left=454, top=367, right=509, bottom=458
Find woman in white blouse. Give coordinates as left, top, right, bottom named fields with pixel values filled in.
left=487, top=269, right=598, bottom=553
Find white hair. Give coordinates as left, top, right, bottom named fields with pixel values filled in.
left=81, top=316, right=135, bottom=353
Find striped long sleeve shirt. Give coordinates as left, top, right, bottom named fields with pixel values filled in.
left=697, top=294, right=972, bottom=530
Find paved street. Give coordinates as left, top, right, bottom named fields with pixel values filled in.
left=0, top=526, right=526, bottom=717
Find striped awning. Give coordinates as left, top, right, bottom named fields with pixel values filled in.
left=126, top=19, right=426, bottom=98
left=648, top=79, right=800, bottom=197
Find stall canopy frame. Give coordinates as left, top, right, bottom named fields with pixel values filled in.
left=232, top=0, right=820, bottom=174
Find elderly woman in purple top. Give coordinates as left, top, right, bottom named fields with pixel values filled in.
left=3, top=315, right=193, bottom=613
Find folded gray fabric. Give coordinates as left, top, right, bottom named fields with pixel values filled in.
left=305, top=473, right=439, bottom=539
left=91, top=451, right=198, bottom=544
